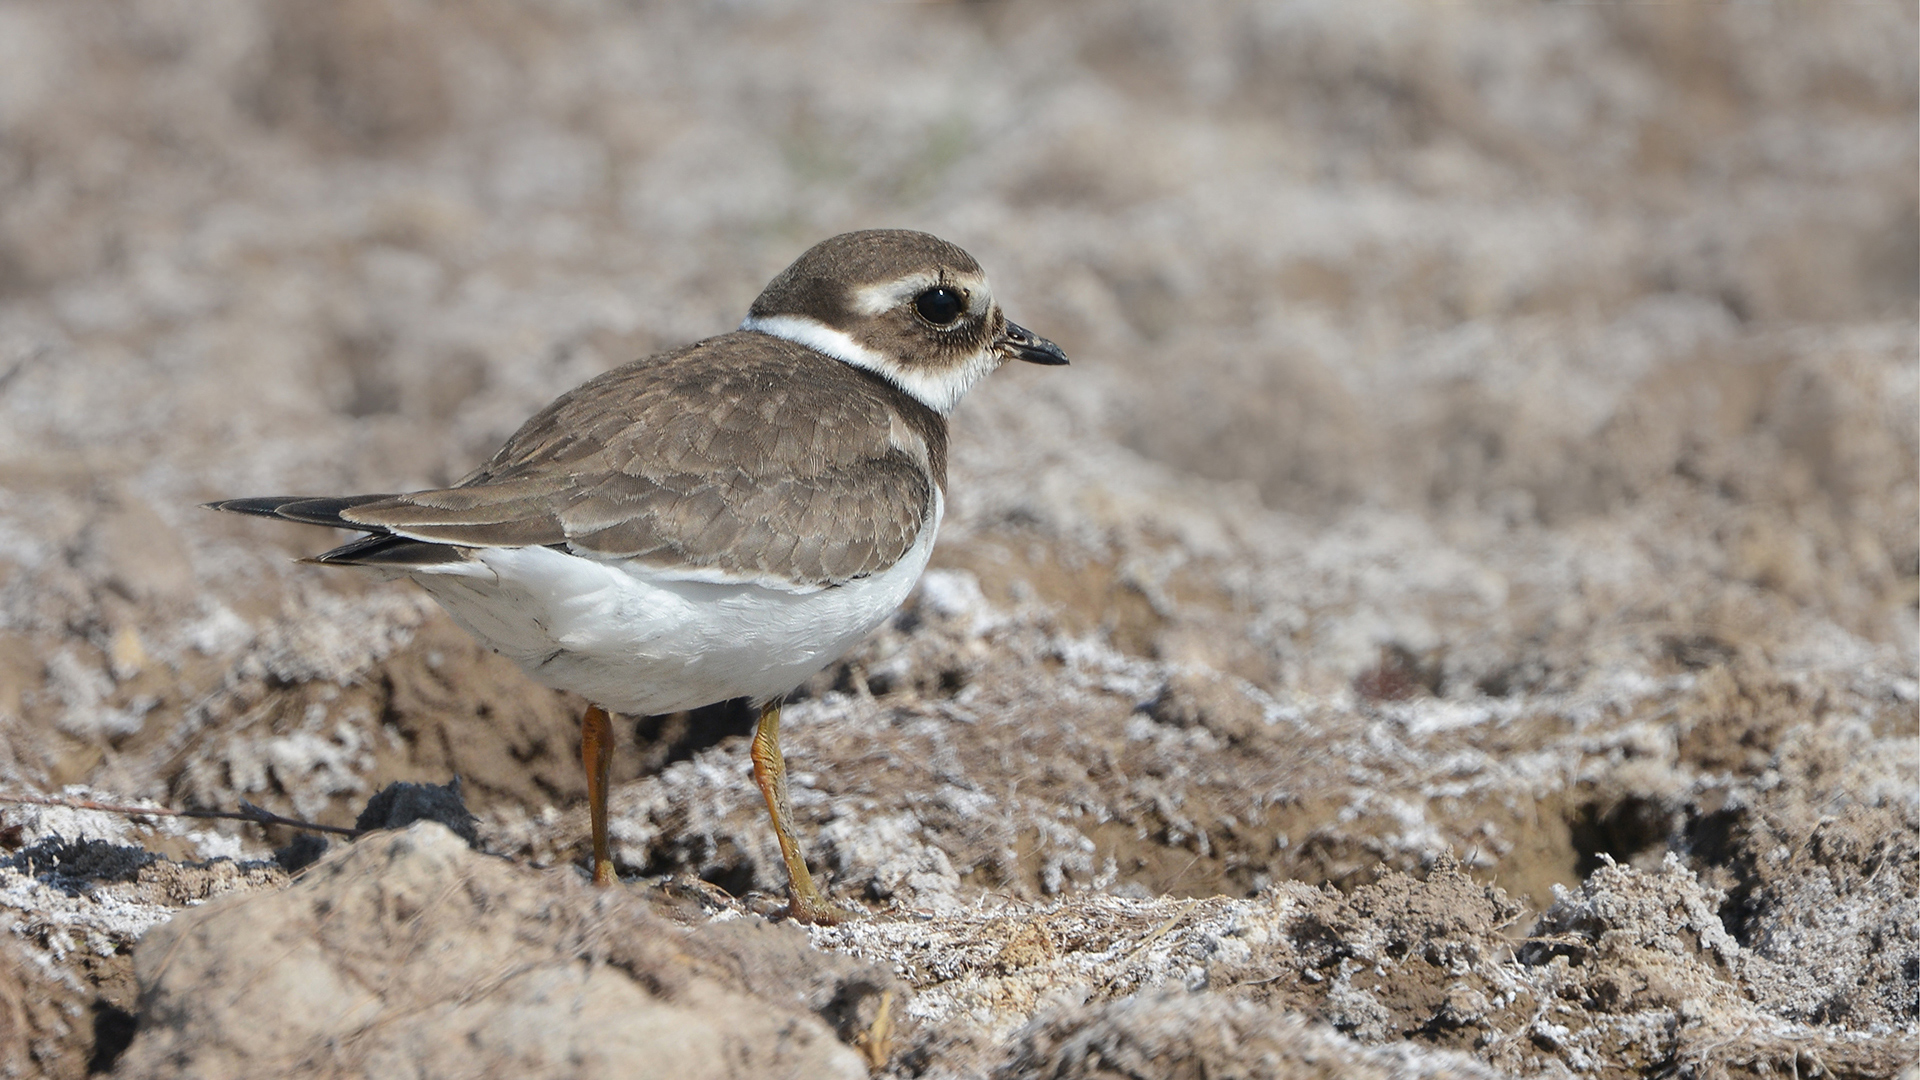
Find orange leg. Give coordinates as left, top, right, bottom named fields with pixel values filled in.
left=749, top=699, right=849, bottom=924
left=581, top=704, right=616, bottom=886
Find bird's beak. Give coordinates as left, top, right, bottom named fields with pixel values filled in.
left=998, top=321, right=1069, bottom=366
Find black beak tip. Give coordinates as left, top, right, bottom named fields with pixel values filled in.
left=1003, top=321, right=1070, bottom=366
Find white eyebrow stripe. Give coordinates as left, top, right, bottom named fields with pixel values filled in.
left=851, top=273, right=993, bottom=317
left=853, top=273, right=939, bottom=316
left=740, top=312, right=999, bottom=416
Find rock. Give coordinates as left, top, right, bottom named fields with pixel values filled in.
left=1144, top=669, right=1269, bottom=744
left=351, top=778, right=479, bottom=846
left=114, top=824, right=866, bottom=1080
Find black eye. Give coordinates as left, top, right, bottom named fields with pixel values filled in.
left=914, top=286, right=966, bottom=326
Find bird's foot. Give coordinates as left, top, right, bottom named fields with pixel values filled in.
left=784, top=887, right=859, bottom=926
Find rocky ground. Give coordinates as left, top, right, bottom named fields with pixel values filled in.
left=0, top=2, right=1915, bottom=1077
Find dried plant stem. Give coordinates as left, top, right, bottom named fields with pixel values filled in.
left=0, top=791, right=360, bottom=838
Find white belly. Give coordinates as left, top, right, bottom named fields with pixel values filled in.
left=404, top=496, right=940, bottom=715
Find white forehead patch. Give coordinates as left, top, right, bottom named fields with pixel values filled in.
left=852, top=272, right=992, bottom=319
left=741, top=313, right=1001, bottom=416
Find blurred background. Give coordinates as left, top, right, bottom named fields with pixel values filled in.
left=0, top=0, right=1913, bottom=871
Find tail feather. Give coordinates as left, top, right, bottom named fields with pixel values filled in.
left=203, top=495, right=400, bottom=529
left=205, top=494, right=471, bottom=568
left=307, top=532, right=474, bottom=568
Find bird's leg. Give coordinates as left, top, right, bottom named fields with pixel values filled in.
left=581, top=704, right=616, bottom=886
left=749, top=698, right=848, bottom=924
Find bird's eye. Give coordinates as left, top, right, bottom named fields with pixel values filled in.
left=914, top=286, right=966, bottom=326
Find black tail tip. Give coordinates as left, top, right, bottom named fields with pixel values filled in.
left=204, top=497, right=297, bottom=518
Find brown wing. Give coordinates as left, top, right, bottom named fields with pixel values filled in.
left=335, top=333, right=945, bottom=588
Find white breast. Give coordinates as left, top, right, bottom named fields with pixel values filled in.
left=404, top=493, right=943, bottom=714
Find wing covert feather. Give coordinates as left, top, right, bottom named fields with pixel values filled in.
left=339, top=334, right=945, bottom=586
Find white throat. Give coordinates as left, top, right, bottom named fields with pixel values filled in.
left=740, top=313, right=996, bottom=416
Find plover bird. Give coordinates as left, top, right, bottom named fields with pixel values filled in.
left=208, top=230, right=1067, bottom=923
